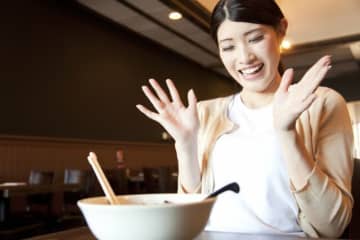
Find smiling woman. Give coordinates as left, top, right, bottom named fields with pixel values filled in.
left=217, top=20, right=284, bottom=101
left=137, top=0, right=354, bottom=238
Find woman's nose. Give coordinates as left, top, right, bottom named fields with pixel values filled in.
left=235, top=45, right=255, bottom=64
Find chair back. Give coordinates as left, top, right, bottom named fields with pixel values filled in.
left=26, top=170, right=55, bottom=218
left=64, top=169, right=87, bottom=184
left=63, top=169, right=89, bottom=214
left=28, top=170, right=54, bottom=185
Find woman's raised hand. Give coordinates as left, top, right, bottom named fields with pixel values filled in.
left=273, top=55, right=332, bottom=131
left=136, top=79, right=199, bottom=143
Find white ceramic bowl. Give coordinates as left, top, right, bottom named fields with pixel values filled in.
left=77, top=194, right=216, bottom=240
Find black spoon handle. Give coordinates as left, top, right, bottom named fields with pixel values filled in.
left=206, top=182, right=240, bottom=199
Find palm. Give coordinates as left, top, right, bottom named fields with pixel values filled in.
left=273, top=56, right=331, bottom=131
left=158, top=102, right=198, bottom=139
left=137, top=79, right=199, bottom=142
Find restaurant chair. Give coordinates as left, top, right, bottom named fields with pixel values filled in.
left=26, top=170, right=55, bottom=220
left=0, top=170, right=55, bottom=239
left=62, top=169, right=88, bottom=214
left=28, top=170, right=54, bottom=185
left=56, top=169, right=88, bottom=231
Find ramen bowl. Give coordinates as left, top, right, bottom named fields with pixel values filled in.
left=77, top=193, right=216, bottom=240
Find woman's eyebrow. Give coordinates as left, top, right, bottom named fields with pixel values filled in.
left=219, top=27, right=264, bottom=43
left=219, top=38, right=232, bottom=43
left=244, top=28, right=263, bottom=36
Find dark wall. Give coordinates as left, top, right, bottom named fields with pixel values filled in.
left=0, top=1, right=235, bottom=142
left=323, top=71, right=360, bottom=102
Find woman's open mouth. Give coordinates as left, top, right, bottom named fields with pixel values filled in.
left=238, top=63, right=264, bottom=77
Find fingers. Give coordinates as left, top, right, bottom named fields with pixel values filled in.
left=148, top=79, right=170, bottom=103
left=136, top=104, right=159, bottom=122
left=309, top=57, right=331, bottom=88
left=300, top=55, right=332, bottom=91
left=305, top=55, right=331, bottom=75
left=141, top=85, right=165, bottom=112
left=298, top=93, right=317, bottom=113
left=187, top=89, right=197, bottom=110
left=303, top=55, right=331, bottom=79
left=313, top=55, right=332, bottom=73
left=311, top=63, right=331, bottom=87
left=141, top=78, right=193, bottom=112
left=166, top=79, right=184, bottom=107
left=278, top=68, right=294, bottom=93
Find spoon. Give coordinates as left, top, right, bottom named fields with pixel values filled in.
left=164, top=182, right=240, bottom=204
left=205, top=182, right=240, bottom=199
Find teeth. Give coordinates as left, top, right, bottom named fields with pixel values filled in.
left=239, top=64, right=263, bottom=75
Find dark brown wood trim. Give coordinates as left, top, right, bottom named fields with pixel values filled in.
left=0, top=134, right=171, bottom=147
left=282, top=34, right=360, bottom=55
left=116, top=0, right=217, bottom=58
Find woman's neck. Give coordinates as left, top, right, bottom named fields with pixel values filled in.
left=239, top=72, right=282, bottom=108
left=239, top=92, right=274, bottom=108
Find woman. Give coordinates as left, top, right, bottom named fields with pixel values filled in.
left=136, top=0, right=353, bottom=237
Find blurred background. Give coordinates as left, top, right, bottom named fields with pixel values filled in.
left=0, top=0, right=359, bottom=143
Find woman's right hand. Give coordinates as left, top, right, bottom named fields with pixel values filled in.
left=136, top=78, right=199, bottom=144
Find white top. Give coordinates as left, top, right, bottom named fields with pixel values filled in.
left=205, top=94, right=305, bottom=236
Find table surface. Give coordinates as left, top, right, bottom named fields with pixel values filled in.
left=0, top=183, right=82, bottom=223
left=25, top=226, right=343, bottom=240
left=0, top=183, right=81, bottom=198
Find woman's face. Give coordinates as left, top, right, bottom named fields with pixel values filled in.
left=217, top=19, right=284, bottom=94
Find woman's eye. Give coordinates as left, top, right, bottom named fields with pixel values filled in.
left=249, top=35, right=264, bottom=43
left=221, top=46, right=234, bottom=51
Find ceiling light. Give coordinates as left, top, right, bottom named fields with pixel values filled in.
left=169, top=11, right=182, bottom=20
left=281, top=39, right=292, bottom=50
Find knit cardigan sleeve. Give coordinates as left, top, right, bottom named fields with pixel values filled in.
left=293, top=87, right=354, bottom=238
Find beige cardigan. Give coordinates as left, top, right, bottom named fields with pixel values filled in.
left=179, top=87, right=354, bottom=238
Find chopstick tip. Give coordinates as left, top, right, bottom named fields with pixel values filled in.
left=87, top=152, right=98, bottom=164
left=89, top=151, right=97, bottom=158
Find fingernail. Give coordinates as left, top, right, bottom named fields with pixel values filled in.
left=327, top=65, right=332, bottom=70
left=285, top=68, right=293, bottom=75
left=324, top=58, right=331, bottom=66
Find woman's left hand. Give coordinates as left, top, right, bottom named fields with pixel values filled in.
left=273, top=55, right=332, bottom=131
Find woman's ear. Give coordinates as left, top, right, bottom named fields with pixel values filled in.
left=278, top=18, right=288, bottom=39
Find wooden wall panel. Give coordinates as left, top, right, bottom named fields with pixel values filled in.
left=0, top=135, right=176, bottom=183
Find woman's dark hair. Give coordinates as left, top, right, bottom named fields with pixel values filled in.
left=210, top=0, right=284, bottom=42
left=210, top=0, right=285, bottom=74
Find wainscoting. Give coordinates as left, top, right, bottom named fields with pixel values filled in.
left=0, top=135, right=177, bottom=183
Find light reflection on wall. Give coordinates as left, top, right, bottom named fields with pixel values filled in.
left=347, top=101, right=360, bottom=158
